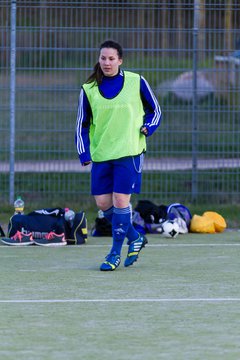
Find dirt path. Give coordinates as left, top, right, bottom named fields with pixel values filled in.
left=1, top=158, right=240, bottom=173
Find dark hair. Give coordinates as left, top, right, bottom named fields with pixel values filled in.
left=100, top=40, right=123, bottom=59
left=86, top=40, right=123, bottom=85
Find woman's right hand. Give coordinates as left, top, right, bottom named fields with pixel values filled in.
left=83, top=161, right=92, bottom=166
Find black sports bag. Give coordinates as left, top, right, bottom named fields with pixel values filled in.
left=8, top=208, right=87, bottom=245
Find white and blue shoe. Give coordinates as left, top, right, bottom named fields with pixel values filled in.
left=124, top=234, right=148, bottom=267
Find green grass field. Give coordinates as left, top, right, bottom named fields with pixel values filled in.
left=1, top=231, right=240, bottom=360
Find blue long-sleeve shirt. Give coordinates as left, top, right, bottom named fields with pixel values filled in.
left=75, top=69, right=161, bottom=165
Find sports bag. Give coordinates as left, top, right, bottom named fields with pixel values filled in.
left=8, top=208, right=87, bottom=245
left=0, top=224, right=5, bottom=237
left=132, top=200, right=192, bottom=234
left=8, top=208, right=65, bottom=238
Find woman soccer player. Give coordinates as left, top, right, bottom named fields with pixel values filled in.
left=75, top=40, right=161, bottom=271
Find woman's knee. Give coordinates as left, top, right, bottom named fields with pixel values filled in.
left=113, top=193, right=131, bottom=208
left=94, top=194, right=113, bottom=210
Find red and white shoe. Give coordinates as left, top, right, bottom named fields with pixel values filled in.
left=1, top=231, right=34, bottom=246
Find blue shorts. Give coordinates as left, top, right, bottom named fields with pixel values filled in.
left=91, top=154, right=144, bottom=195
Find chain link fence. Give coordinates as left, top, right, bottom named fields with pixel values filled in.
left=0, top=0, right=240, bottom=206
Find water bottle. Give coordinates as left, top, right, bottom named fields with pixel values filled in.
left=64, top=208, right=75, bottom=227
left=14, top=196, right=25, bottom=214
left=98, top=210, right=104, bottom=219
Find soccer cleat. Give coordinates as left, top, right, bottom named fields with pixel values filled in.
left=124, top=234, right=148, bottom=267
left=34, top=232, right=67, bottom=246
left=100, top=251, right=121, bottom=271
left=1, top=231, right=33, bottom=246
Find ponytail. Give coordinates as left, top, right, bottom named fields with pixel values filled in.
left=86, top=62, right=103, bottom=85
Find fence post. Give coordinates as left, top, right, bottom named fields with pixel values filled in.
left=192, top=0, right=199, bottom=203
left=9, top=0, right=16, bottom=205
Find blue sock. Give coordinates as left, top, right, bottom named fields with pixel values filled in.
left=103, top=206, right=114, bottom=223
left=104, top=206, right=139, bottom=245
left=126, top=223, right=139, bottom=244
left=126, top=203, right=140, bottom=243
left=110, top=207, right=130, bottom=255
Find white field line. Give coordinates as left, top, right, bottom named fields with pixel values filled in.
left=0, top=298, right=240, bottom=304
left=141, top=243, right=240, bottom=247
left=1, top=243, right=240, bottom=249
left=88, top=243, right=240, bottom=247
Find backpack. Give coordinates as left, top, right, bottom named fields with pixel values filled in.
left=65, top=211, right=88, bottom=244
left=167, top=203, right=192, bottom=227
left=8, top=208, right=87, bottom=245
left=134, top=200, right=168, bottom=224
left=91, top=217, right=112, bottom=236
